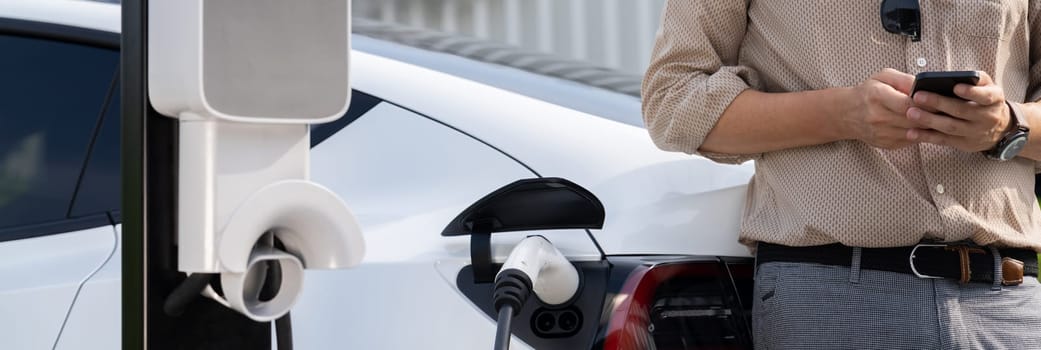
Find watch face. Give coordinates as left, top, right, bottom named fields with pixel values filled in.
left=1000, top=134, right=1029, bottom=160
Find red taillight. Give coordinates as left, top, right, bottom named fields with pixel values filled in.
left=602, top=261, right=750, bottom=350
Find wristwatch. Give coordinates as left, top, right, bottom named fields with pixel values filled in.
left=985, top=101, right=1030, bottom=161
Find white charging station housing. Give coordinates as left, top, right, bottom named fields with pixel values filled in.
left=150, top=0, right=351, bottom=123
left=148, top=0, right=362, bottom=321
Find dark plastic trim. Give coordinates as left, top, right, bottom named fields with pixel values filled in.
left=0, top=17, right=119, bottom=49
left=442, top=177, right=605, bottom=236
left=443, top=177, right=606, bottom=282
left=107, top=211, right=121, bottom=225
left=310, top=90, right=382, bottom=147
left=0, top=215, right=112, bottom=243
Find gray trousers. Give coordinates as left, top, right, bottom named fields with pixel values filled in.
left=753, top=258, right=1041, bottom=349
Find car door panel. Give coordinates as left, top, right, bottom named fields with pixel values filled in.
left=53, top=225, right=120, bottom=350
left=0, top=225, right=116, bottom=349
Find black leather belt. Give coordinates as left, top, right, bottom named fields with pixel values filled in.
left=756, top=242, right=1038, bottom=285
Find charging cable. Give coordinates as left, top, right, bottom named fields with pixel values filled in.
left=491, top=235, right=580, bottom=350
left=163, top=232, right=295, bottom=350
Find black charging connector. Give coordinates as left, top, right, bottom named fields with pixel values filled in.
left=492, top=269, right=532, bottom=350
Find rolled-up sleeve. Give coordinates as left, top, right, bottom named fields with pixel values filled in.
left=1029, top=1, right=1041, bottom=103
left=1028, top=2, right=1041, bottom=173
left=641, top=0, right=760, bottom=164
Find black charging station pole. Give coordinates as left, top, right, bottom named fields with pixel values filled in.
left=122, top=0, right=272, bottom=348
left=121, top=0, right=145, bottom=346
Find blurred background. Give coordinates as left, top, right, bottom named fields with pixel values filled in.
left=352, top=0, right=667, bottom=76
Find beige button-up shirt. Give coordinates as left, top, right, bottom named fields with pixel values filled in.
left=642, top=0, right=1041, bottom=250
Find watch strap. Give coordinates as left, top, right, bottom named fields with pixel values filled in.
left=1007, top=100, right=1028, bottom=132
left=984, top=101, right=1030, bottom=160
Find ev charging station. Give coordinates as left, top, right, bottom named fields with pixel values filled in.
left=123, top=0, right=360, bottom=348
left=121, top=1, right=602, bottom=348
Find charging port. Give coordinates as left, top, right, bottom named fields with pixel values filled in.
left=531, top=307, right=583, bottom=338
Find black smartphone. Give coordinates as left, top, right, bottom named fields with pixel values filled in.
left=911, top=71, right=980, bottom=99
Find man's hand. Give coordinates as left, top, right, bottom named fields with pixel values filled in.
left=843, top=68, right=918, bottom=149
left=905, top=71, right=1012, bottom=152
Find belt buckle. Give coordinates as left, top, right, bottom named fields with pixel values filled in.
left=909, top=243, right=947, bottom=279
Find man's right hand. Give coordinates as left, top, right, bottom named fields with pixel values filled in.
left=842, top=68, right=917, bottom=149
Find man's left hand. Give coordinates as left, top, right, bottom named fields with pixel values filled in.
left=904, top=71, right=1012, bottom=153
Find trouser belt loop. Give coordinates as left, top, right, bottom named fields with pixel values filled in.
left=990, top=246, right=1003, bottom=291
left=849, top=247, right=862, bottom=284
left=753, top=242, right=760, bottom=277
left=944, top=244, right=986, bottom=284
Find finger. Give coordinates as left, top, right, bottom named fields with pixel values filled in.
left=913, top=92, right=972, bottom=121
left=882, top=110, right=918, bottom=129
left=975, top=70, right=994, bottom=87
left=873, top=68, right=915, bottom=95
left=873, top=83, right=914, bottom=116
left=907, top=107, right=972, bottom=136
left=915, top=103, right=940, bottom=114
left=954, top=83, right=1003, bottom=106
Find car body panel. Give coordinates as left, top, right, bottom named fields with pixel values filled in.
left=0, top=225, right=116, bottom=350
left=350, top=51, right=756, bottom=258
left=53, top=225, right=121, bottom=350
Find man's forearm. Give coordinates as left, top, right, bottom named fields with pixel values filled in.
left=698, top=87, right=854, bottom=155
left=1015, top=101, right=1041, bottom=161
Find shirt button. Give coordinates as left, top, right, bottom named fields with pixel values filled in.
left=935, top=184, right=945, bottom=194
left=916, top=57, right=927, bottom=67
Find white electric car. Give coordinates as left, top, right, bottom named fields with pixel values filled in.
left=0, top=1, right=756, bottom=349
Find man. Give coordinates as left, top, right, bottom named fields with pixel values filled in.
left=642, top=1, right=1041, bottom=349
